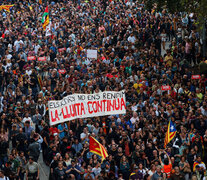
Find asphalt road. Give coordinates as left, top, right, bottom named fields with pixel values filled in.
left=38, top=153, right=50, bottom=180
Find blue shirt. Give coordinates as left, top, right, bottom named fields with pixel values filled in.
left=72, top=143, right=83, bottom=153
left=58, top=123, right=68, bottom=139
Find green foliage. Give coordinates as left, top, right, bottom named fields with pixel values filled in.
left=145, top=0, right=207, bottom=29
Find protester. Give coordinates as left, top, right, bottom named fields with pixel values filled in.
left=0, top=0, right=207, bottom=180
left=25, top=156, right=40, bottom=180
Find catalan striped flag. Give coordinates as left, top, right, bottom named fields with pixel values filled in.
left=0, top=5, right=14, bottom=12
left=89, top=136, right=108, bottom=162
left=42, top=6, right=49, bottom=31
left=37, top=75, right=43, bottom=90
left=164, top=120, right=177, bottom=148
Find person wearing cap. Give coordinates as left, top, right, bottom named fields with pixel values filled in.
left=25, top=156, right=39, bottom=180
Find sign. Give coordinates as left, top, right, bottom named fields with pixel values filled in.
left=161, top=85, right=171, bottom=91
left=58, top=69, right=66, bottom=74
left=58, top=47, right=66, bottom=52
left=38, top=57, right=46, bottom=61
left=48, top=91, right=126, bottom=126
left=87, top=49, right=97, bottom=59
left=27, top=56, right=36, bottom=61
left=191, top=75, right=201, bottom=79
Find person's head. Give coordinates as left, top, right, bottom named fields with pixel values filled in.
left=138, top=163, right=143, bottom=169
left=156, top=165, right=162, bottom=173
left=33, top=133, right=39, bottom=141
left=58, top=161, right=63, bottom=168
left=87, top=165, right=92, bottom=172
left=52, top=146, right=57, bottom=152
left=174, top=166, right=180, bottom=174
left=134, top=165, right=139, bottom=172
left=29, top=156, right=34, bottom=163
left=65, top=153, right=70, bottom=160
left=181, top=156, right=186, bottom=162
left=118, top=147, right=122, bottom=153
left=121, top=155, right=127, bottom=163
left=9, top=154, right=14, bottom=160
left=151, top=164, right=156, bottom=171
left=197, top=155, right=202, bottom=163
left=25, top=121, right=30, bottom=127
left=19, top=128, right=23, bottom=133
left=19, top=151, right=24, bottom=157
left=75, top=138, right=79, bottom=144
left=164, top=158, right=169, bottom=165
left=0, top=170, right=4, bottom=178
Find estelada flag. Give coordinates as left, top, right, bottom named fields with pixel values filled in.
left=42, top=6, right=49, bottom=31
left=164, top=120, right=177, bottom=148
left=0, top=5, right=14, bottom=12
left=89, top=136, right=108, bottom=161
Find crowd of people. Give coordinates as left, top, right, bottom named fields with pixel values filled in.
left=0, top=0, right=207, bottom=179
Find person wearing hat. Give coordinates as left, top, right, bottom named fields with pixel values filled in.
left=36, top=99, right=46, bottom=117
left=25, top=156, right=39, bottom=180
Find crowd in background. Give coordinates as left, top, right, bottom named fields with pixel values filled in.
left=0, top=0, right=207, bottom=179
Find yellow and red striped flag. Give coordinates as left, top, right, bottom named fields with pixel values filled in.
left=164, top=120, right=177, bottom=148
left=37, top=75, right=43, bottom=90
left=42, top=6, right=49, bottom=31
left=0, top=5, right=14, bottom=12
left=89, top=136, right=108, bottom=162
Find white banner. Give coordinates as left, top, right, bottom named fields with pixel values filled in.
left=87, top=49, right=97, bottom=59
left=48, top=91, right=126, bottom=126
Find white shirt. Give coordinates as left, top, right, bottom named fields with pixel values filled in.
left=130, top=116, right=139, bottom=124
left=26, top=69, right=32, bottom=76
left=14, top=40, right=24, bottom=51
left=92, top=167, right=101, bottom=176
left=0, top=176, right=9, bottom=180
left=80, top=132, right=87, bottom=140
left=178, top=87, right=184, bottom=94
left=128, top=36, right=136, bottom=43
left=131, top=105, right=138, bottom=112
left=6, top=54, right=12, bottom=60
left=22, top=117, right=34, bottom=128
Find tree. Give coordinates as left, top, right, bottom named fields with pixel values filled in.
left=145, top=0, right=207, bottom=56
